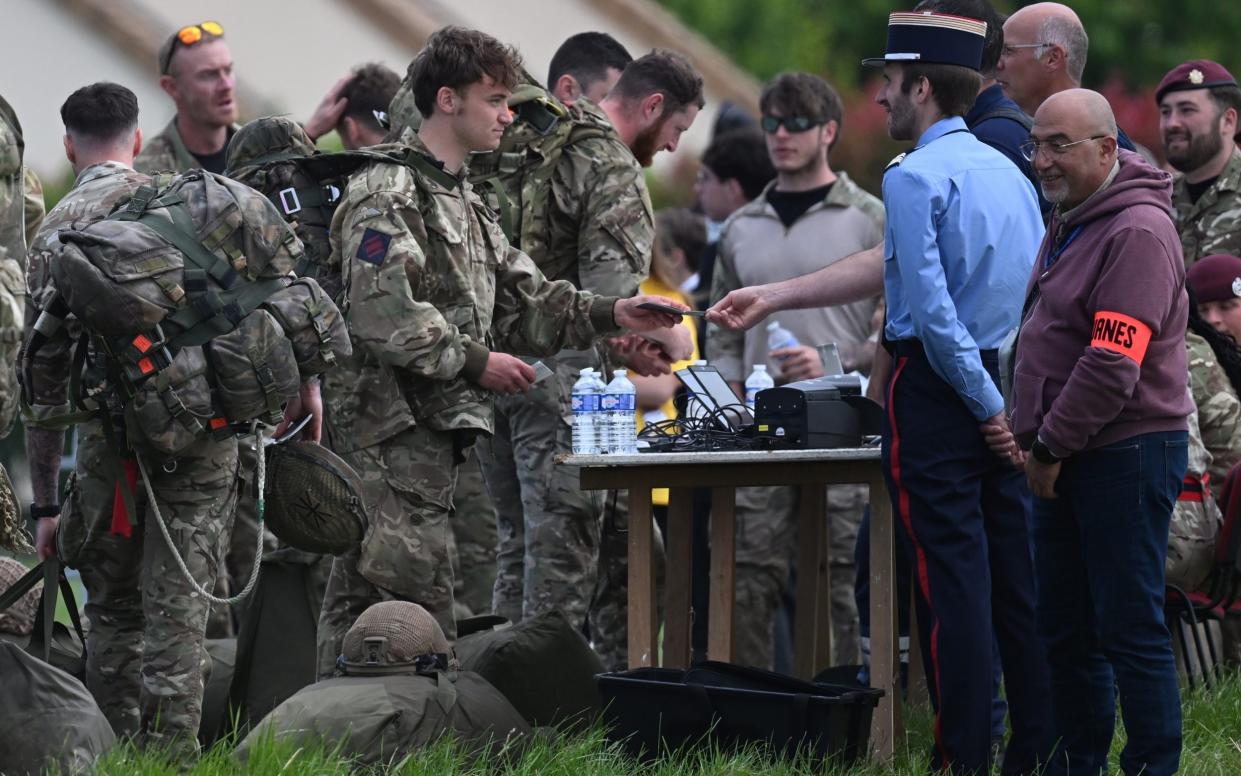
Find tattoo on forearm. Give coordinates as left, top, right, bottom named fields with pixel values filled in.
left=26, top=427, right=65, bottom=506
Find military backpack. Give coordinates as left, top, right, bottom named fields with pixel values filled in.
left=467, top=82, right=608, bottom=254
left=39, top=169, right=350, bottom=456
left=225, top=117, right=397, bottom=299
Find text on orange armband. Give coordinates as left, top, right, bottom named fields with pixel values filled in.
left=1090, top=310, right=1152, bottom=364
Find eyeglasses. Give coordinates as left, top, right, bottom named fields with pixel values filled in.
left=161, top=21, right=225, bottom=75
left=760, top=115, right=822, bottom=134
left=1001, top=42, right=1050, bottom=57
left=1019, top=135, right=1108, bottom=161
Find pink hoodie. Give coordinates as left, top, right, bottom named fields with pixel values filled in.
left=1012, top=150, right=1192, bottom=455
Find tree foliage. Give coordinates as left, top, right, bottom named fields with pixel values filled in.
left=659, top=0, right=1241, bottom=90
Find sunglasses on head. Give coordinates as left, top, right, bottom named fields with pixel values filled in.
left=760, top=115, right=822, bottom=134
left=161, top=21, right=225, bottom=75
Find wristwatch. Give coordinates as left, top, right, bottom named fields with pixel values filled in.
left=1030, top=438, right=1062, bottom=464
left=29, top=503, right=61, bottom=520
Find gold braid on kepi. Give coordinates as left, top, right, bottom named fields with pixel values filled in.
left=263, top=440, right=367, bottom=555
left=0, top=556, right=41, bottom=637
left=0, top=463, right=31, bottom=555
left=340, top=601, right=458, bottom=674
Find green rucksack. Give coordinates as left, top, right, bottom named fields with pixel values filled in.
left=467, top=82, right=608, bottom=254
left=455, top=610, right=605, bottom=729
left=225, top=117, right=398, bottom=300
left=384, top=74, right=608, bottom=254
left=234, top=668, right=530, bottom=766
left=42, top=170, right=350, bottom=456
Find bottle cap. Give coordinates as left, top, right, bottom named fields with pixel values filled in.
left=766, top=321, right=779, bottom=331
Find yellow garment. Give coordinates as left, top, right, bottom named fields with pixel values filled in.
left=636, top=276, right=699, bottom=505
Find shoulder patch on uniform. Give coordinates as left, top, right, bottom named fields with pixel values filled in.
left=885, top=152, right=907, bottom=171
left=356, top=228, right=391, bottom=265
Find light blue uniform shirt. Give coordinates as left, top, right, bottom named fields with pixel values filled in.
left=882, top=116, right=1044, bottom=421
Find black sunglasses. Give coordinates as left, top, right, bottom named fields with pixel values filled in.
left=760, top=115, right=822, bottom=134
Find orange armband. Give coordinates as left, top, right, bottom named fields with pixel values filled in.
left=1090, top=311, right=1152, bottom=364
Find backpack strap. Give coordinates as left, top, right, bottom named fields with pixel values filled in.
left=972, top=105, right=1033, bottom=131
left=111, top=191, right=288, bottom=352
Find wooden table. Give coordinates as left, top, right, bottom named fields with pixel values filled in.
left=564, top=447, right=902, bottom=761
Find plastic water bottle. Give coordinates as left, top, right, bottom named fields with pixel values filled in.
left=572, top=368, right=601, bottom=454
left=744, top=364, right=775, bottom=410
left=766, top=320, right=800, bottom=353
left=605, top=369, right=637, bottom=454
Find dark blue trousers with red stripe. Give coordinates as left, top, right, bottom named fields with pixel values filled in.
left=883, top=342, right=1052, bottom=774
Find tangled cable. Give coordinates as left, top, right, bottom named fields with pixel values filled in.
left=638, top=397, right=765, bottom=452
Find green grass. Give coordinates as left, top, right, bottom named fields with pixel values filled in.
left=80, top=671, right=1241, bottom=775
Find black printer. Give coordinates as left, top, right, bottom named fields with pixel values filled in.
left=753, top=374, right=883, bottom=449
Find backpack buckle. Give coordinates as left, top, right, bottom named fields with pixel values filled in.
left=278, top=187, right=302, bottom=215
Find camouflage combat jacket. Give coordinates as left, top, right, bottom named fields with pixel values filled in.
left=324, top=138, right=619, bottom=452
left=22, top=162, right=151, bottom=426
left=1187, top=330, right=1241, bottom=488
left=134, top=116, right=239, bottom=174
left=0, top=96, right=26, bottom=434
left=538, top=100, right=653, bottom=298
left=1173, top=147, right=1241, bottom=267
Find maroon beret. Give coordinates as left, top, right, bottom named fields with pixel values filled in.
left=1156, top=60, right=1238, bottom=104
left=1187, top=254, right=1241, bottom=303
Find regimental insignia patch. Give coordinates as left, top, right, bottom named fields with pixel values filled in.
left=356, top=228, right=391, bottom=265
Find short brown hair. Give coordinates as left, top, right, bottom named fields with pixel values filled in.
left=340, top=63, right=401, bottom=131
left=610, top=50, right=705, bottom=116
left=409, top=27, right=522, bottom=118
left=760, top=72, right=844, bottom=130
left=899, top=63, right=981, bottom=119
left=655, top=208, right=707, bottom=266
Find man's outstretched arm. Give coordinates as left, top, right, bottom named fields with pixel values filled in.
left=706, top=244, right=884, bottom=331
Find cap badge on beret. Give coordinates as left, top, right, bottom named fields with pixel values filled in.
left=1231, top=277, right=1241, bottom=297
left=1156, top=60, right=1239, bottom=104
left=862, top=11, right=988, bottom=71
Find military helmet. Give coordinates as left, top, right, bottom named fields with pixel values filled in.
left=0, top=556, right=40, bottom=637
left=226, top=116, right=317, bottom=175
left=340, top=601, right=456, bottom=674
left=263, top=441, right=367, bottom=555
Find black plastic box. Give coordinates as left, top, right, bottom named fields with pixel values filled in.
left=597, top=662, right=883, bottom=764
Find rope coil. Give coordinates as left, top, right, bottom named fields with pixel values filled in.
left=136, top=424, right=265, bottom=606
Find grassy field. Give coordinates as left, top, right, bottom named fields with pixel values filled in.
left=85, top=670, right=1241, bottom=775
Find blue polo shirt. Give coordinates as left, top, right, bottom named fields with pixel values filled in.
left=882, top=116, right=1044, bottom=421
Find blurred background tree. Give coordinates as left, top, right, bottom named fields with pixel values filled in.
left=658, top=0, right=1241, bottom=192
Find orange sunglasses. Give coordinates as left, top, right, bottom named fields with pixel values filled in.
left=160, top=21, right=225, bottom=74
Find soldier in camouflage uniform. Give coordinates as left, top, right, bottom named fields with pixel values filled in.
left=476, top=49, right=703, bottom=633
left=0, top=93, right=28, bottom=439
left=707, top=73, right=884, bottom=670
left=1157, top=60, right=1241, bottom=267
left=449, top=452, right=497, bottom=617
left=1187, top=329, right=1241, bottom=487
left=22, top=83, right=251, bottom=755
left=315, top=27, right=686, bottom=677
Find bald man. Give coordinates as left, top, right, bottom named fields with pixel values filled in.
left=996, top=4, right=1137, bottom=152
left=1008, top=88, right=1190, bottom=776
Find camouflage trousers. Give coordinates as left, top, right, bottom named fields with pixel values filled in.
left=317, top=424, right=458, bottom=678
left=448, top=452, right=498, bottom=618
left=588, top=488, right=666, bottom=671
left=57, top=419, right=238, bottom=753
left=476, top=361, right=604, bottom=629
left=734, top=483, right=864, bottom=671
